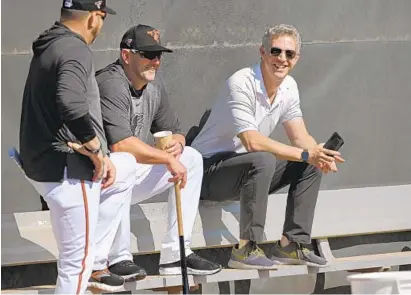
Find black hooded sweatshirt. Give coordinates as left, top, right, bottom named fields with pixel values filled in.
left=19, top=22, right=108, bottom=182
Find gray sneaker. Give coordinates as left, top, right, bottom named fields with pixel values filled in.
left=271, top=241, right=328, bottom=267
left=228, top=241, right=278, bottom=270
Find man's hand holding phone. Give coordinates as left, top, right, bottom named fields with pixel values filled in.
left=314, top=132, right=345, bottom=173
left=307, top=144, right=344, bottom=167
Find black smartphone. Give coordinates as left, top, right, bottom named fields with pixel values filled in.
left=324, top=132, right=344, bottom=152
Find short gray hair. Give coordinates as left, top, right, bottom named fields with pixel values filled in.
left=60, top=8, right=90, bottom=22
left=262, top=24, right=302, bottom=53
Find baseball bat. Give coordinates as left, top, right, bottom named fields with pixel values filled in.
left=174, top=182, right=189, bottom=294
left=153, top=132, right=189, bottom=294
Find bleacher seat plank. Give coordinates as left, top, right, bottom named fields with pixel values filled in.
left=1, top=285, right=55, bottom=294
left=130, top=184, right=411, bottom=252
left=3, top=252, right=411, bottom=294
left=2, top=185, right=410, bottom=267
left=316, top=251, right=411, bottom=273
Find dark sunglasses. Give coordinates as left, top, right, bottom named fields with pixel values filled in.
left=131, top=49, right=163, bottom=61
left=270, top=47, right=297, bottom=60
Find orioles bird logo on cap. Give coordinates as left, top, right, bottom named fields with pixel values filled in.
left=95, top=0, right=103, bottom=9
left=147, top=29, right=160, bottom=42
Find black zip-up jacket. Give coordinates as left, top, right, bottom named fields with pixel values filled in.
left=19, top=22, right=108, bottom=182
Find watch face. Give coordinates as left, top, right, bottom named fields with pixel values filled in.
left=302, top=151, right=309, bottom=162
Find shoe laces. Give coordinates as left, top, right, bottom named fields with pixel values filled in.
left=187, top=253, right=198, bottom=261
left=247, top=242, right=265, bottom=257
left=296, top=243, right=310, bottom=259
left=187, top=253, right=211, bottom=263
left=118, top=260, right=135, bottom=267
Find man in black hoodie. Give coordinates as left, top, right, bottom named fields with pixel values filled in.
left=19, top=1, right=138, bottom=293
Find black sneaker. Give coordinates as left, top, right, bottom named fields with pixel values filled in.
left=271, top=241, right=328, bottom=267
left=159, top=253, right=222, bottom=276
left=108, top=260, right=147, bottom=281
left=228, top=241, right=278, bottom=270
left=87, top=269, right=124, bottom=292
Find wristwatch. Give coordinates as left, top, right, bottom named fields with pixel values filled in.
left=84, top=145, right=101, bottom=155
left=301, top=149, right=309, bottom=163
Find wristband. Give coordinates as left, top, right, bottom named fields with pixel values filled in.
left=84, top=145, right=101, bottom=155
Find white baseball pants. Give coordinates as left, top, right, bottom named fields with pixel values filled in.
left=109, top=146, right=203, bottom=265
left=29, top=152, right=136, bottom=294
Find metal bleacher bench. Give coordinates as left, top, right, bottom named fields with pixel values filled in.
left=2, top=148, right=411, bottom=293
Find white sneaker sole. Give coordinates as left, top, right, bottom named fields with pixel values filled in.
left=87, top=281, right=124, bottom=292
left=159, top=266, right=222, bottom=276
left=119, top=272, right=147, bottom=281
left=272, top=256, right=329, bottom=268
left=228, top=259, right=278, bottom=270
